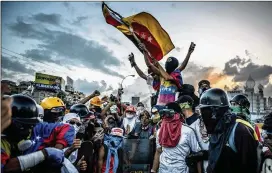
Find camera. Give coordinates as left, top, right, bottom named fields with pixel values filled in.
left=159, top=109, right=175, bottom=118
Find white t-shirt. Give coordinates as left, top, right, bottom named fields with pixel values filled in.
left=187, top=118, right=209, bottom=173
left=156, top=124, right=201, bottom=173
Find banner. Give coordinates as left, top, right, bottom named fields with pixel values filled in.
left=102, top=2, right=174, bottom=61
left=35, top=73, right=62, bottom=91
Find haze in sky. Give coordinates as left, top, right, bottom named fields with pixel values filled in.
left=1, top=1, right=272, bottom=98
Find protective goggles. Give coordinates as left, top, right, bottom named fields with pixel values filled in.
left=67, top=120, right=82, bottom=127
left=51, top=107, right=65, bottom=113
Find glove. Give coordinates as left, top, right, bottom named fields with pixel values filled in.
left=185, top=150, right=209, bottom=166
left=44, top=147, right=64, bottom=167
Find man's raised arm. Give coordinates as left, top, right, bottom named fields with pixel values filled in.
left=178, top=42, right=196, bottom=71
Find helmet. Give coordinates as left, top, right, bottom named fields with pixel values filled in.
left=70, top=103, right=89, bottom=118
left=40, top=97, right=65, bottom=110
left=11, top=94, right=40, bottom=124
left=199, top=88, right=229, bottom=109
left=90, top=96, right=102, bottom=107
left=230, top=94, right=250, bottom=109
left=125, top=105, right=136, bottom=113
left=176, top=95, right=194, bottom=109
left=36, top=104, right=44, bottom=121
left=41, top=97, right=65, bottom=123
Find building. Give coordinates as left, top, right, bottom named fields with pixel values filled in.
left=18, top=81, right=32, bottom=93
left=1, top=80, right=18, bottom=94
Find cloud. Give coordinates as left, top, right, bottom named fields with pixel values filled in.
left=63, top=2, right=75, bottom=14
left=74, top=79, right=110, bottom=95
left=223, top=56, right=272, bottom=83
left=100, top=29, right=122, bottom=45
left=9, top=18, right=124, bottom=78
left=1, top=55, right=35, bottom=75
left=72, top=16, right=89, bottom=26
left=32, top=13, right=61, bottom=25
left=22, top=49, right=55, bottom=63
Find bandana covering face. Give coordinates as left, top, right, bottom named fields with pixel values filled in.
left=63, top=113, right=81, bottom=134
left=179, top=102, right=191, bottom=109
left=230, top=106, right=251, bottom=122
left=159, top=113, right=182, bottom=147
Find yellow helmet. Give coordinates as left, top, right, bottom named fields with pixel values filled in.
left=40, top=97, right=65, bottom=110
left=90, top=96, right=102, bottom=107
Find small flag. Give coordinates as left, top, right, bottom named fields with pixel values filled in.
left=102, top=2, right=175, bottom=61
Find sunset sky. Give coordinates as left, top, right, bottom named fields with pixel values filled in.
left=1, top=1, right=272, bottom=100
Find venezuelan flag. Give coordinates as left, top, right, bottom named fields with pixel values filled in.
left=102, top=2, right=175, bottom=61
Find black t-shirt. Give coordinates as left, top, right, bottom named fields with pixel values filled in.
left=214, top=123, right=258, bottom=173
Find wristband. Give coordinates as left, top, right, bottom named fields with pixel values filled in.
left=18, top=150, right=45, bottom=171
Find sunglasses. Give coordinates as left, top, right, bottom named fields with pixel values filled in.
left=68, top=120, right=82, bottom=127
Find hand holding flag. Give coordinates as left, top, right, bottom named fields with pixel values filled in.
left=102, top=2, right=175, bottom=61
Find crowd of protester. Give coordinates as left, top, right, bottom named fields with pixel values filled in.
left=1, top=42, right=272, bottom=173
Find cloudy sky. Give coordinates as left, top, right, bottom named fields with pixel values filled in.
left=1, top=1, right=272, bottom=100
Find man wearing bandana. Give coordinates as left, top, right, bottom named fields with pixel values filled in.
left=177, top=95, right=209, bottom=173
left=198, top=80, right=211, bottom=98
left=199, top=88, right=259, bottom=173
left=152, top=102, right=201, bottom=173
left=230, top=94, right=261, bottom=141
left=140, top=42, right=196, bottom=110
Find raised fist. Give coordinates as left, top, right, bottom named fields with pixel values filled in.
left=188, top=42, right=196, bottom=54
left=128, top=53, right=136, bottom=67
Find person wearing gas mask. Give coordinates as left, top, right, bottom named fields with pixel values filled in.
left=122, top=106, right=138, bottom=137
left=260, top=112, right=272, bottom=173
left=177, top=95, right=209, bottom=173
left=198, top=80, right=211, bottom=98
left=151, top=101, right=201, bottom=173
left=1, top=94, right=75, bottom=173
left=128, top=53, right=161, bottom=107
left=230, top=94, right=262, bottom=141
left=141, top=42, right=196, bottom=110
left=199, top=88, right=259, bottom=173
left=40, top=97, right=66, bottom=123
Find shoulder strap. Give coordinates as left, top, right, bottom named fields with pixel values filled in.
left=228, top=122, right=239, bottom=153
left=183, top=123, right=204, bottom=150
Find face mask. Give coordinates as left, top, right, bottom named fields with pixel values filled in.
left=94, top=107, right=102, bottom=113
left=200, top=107, right=218, bottom=134
left=137, top=106, right=144, bottom=111
left=126, top=113, right=135, bottom=119
left=231, top=106, right=251, bottom=121
left=165, top=57, right=179, bottom=74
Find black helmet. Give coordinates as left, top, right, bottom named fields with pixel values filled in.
left=70, top=103, right=89, bottom=118
left=230, top=94, right=250, bottom=109
left=199, top=88, right=229, bottom=109
left=11, top=94, right=40, bottom=124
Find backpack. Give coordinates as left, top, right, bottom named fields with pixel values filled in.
left=227, top=118, right=263, bottom=172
